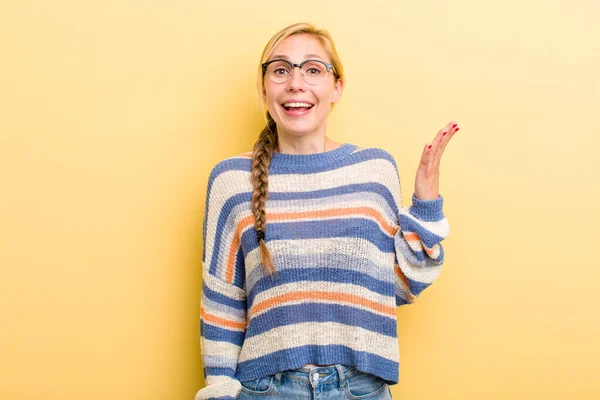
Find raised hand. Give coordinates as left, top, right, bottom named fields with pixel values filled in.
left=414, top=121, right=459, bottom=201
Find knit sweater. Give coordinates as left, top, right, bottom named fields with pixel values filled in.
left=195, top=143, right=450, bottom=400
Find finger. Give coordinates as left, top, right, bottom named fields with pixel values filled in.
left=431, top=121, right=456, bottom=150
left=429, top=122, right=453, bottom=161
left=421, top=141, right=435, bottom=166
left=438, top=121, right=459, bottom=158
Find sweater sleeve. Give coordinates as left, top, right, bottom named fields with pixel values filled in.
left=393, top=193, right=450, bottom=306
left=385, top=155, right=450, bottom=306
left=195, top=165, right=247, bottom=400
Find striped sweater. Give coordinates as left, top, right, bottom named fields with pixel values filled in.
left=195, top=143, right=450, bottom=400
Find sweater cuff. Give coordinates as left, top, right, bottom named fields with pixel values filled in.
left=195, top=376, right=242, bottom=400
left=409, top=193, right=445, bottom=222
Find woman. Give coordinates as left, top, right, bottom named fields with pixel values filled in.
left=196, top=22, right=457, bottom=400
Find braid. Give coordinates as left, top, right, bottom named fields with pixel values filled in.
left=250, top=113, right=278, bottom=277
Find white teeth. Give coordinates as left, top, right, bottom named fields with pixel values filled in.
left=283, top=102, right=313, bottom=108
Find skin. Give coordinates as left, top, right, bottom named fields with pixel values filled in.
left=263, top=33, right=343, bottom=155
left=415, top=121, right=460, bottom=200
left=263, top=33, right=459, bottom=201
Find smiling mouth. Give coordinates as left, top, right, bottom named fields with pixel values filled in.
left=282, top=102, right=314, bottom=111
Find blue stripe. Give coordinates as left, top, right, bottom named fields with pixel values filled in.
left=204, top=366, right=236, bottom=378
left=201, top=296, right=246, bottom=320
left=233, top=248, right=245, bottom=288
left=206, top=145, right=396, bottom=180
left=245, top=303, right=396, bottom=339
left=202, top=281, right=247, bottom=310
left=408, top=193, right=445, bottom=222
left=246, top=267, right=394, bottom=307
left=395, top=295, right=410, bottom=306
left=235, top=344, right=399, bottom=384
left=247, top=252, right=392, bottom=296
left=201, top=321, right=245, bottom=346
left=240, top=217, right=395, bottom=264
left=405, top=277, right=432, bottom=296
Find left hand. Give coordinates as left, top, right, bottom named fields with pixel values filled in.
left=414, top=121, right=459, bottom=200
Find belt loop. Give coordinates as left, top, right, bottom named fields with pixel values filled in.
left=274, top=372, right=283, bottom=386
left=335, top=364, right=346, bottom=389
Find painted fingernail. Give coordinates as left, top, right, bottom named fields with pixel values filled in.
left=452, top=123, right=457, bottom=128
left=455, top=127, right=460, bottom=131
left=443, top=131, right=447, bottom=135
left=428, top=144, right=432, bottom=149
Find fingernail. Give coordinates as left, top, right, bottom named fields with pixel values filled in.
left=443, top=131, right=447, bottom=135
left=428, top=144, right=432, bottom=149
left=455, top=127, right=460, bottom=131
left=452, top=123, right=457, bottom=128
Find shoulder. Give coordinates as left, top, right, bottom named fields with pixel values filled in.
left=349, top=144, right=399, bottom=171
left=208, top=150, right=253, bottom=180
left=206, top=150, right=253, bottom=195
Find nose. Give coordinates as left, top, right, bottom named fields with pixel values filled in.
left=286, top=66, right=306, bottom=91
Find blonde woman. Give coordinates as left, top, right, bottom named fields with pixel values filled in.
left=196, top=22, right=457, bottom=400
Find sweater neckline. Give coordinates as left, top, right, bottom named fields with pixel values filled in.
left=270, top=143, right=356, bottom=169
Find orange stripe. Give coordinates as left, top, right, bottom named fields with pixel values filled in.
left=249, top=291, right=396, bottom=319
left=263, top=206, right=396, bottom=236
left=423, top=245, right=435, bottom=257
left=225, top=230, right=242, bottom=283
left=225, top=207, right=398, bottom=283
left=402, top=231, right=436, bottom=257
left=403, top=232, right=420, bottom=241
left=200, top=307, right=246, bottom=330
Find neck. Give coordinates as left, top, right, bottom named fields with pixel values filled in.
left=274, top=136, right=336, bottom=155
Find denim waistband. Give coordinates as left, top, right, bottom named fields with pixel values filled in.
left=272, top=364, right=363, bottom=389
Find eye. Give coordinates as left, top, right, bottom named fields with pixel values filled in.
left=303, top=61, right=326, bottom=76
left=274, top=68, right=290, bottom=75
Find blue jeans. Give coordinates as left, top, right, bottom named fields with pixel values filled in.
left=237, top=364, right=393, bottom=399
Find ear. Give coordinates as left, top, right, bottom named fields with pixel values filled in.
left=331, top=78, right=344, bottom=104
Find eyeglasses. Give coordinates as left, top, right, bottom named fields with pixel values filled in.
left=262, top=59, right=335, bottom=85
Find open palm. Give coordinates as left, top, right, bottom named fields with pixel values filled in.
left=414, top=121, right=459, bottom=201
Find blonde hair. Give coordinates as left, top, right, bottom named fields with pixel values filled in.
left=250, top=22, right=345, bottom=277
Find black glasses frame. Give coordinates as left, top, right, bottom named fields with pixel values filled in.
left=261, top=59, right=335, bottom=84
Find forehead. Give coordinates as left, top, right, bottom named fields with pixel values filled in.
left=271, top=33, right=329, bottom=62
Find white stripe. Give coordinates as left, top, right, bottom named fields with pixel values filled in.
left=399, top=209, right=450, bottom=238
left=238, top=321, right=398, bottom=363
left=195, top=376, right=242, bottom=400
left=244, top=237, right=395, bottom=282
left=202, top=272, right=246, bottom=300
left=200, top=337, right=242, bottom=358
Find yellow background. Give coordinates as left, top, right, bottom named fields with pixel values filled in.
left=1, top=1, right=598, bottom=399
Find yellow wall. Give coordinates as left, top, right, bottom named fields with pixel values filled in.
left=1, top=1, right=598, bottom=399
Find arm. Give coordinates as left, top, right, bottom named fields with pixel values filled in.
left=391, top=121, right=457, bottom=306
left=195, top=166, right=247, bottom=400
left=393, top=193, right=450, bottom=306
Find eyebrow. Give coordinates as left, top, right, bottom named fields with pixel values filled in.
left=270, top=53, right=325, bottom=61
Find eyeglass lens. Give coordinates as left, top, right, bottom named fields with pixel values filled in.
left=265, top=60, right=329, bottom=84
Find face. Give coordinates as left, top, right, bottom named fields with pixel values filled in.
left=263, top=33, right=343, bottom=140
